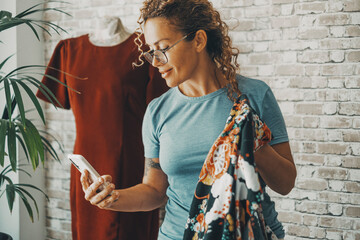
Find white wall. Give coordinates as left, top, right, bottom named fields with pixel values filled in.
left=40, top=1, right=360, bottom=239
left=0, top=2, right=21, bottom=239
left=0, top=0, right=46, bottom=239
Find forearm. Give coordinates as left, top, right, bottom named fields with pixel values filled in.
left=81, top=158, right=169, bottom=212
left=104, top=183, right=167, bottom=212
left=254, top=143, right=296, bottom=195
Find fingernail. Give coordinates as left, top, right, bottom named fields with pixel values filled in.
left=98, top=178, right=103, bottom=183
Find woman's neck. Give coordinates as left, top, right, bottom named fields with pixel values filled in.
left=178, top=62, right=227, bottom=98
left=89, top=17, right=132, bottom=47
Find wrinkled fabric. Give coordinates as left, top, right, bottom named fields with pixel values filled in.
left=184, top=95, right=278, bottom=240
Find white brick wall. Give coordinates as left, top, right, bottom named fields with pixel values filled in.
left=41, top=0, right=360, bottom=239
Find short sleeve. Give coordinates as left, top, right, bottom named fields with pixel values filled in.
left=142, top=103, right=160, bottom=158
left=36, top=40, right=70, bottom=109
left=145, top=63, right=169, bottom=105
left=261, top=88, right=288, bottom=146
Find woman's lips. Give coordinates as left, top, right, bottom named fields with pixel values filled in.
left=160, top=68, right=173, bottom=78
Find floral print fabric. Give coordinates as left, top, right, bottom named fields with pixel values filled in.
left=183, top=95, right=278, bottom=240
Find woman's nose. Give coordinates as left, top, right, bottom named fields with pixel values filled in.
left=152, top=58, right=159, bottom=67
left=152, top=56, right=163, bottom=67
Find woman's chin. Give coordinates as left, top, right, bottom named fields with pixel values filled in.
left=164, top=78, right=178, bottom=88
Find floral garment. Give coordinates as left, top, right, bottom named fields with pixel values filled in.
left=183, top=95, right=278, bottom=240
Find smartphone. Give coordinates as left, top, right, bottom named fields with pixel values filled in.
left=68, top=154, right=108, bottom=191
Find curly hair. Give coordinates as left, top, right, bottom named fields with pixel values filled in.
left=133, top=0, right=241, bottom=101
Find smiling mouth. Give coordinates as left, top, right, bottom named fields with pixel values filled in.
left=160, top=68, right=173, bottom=78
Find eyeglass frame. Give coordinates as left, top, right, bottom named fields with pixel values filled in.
left=144, top=32, right=194, bottom=65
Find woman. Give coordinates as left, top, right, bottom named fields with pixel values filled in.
left=80, top=0, right=297, bottom=239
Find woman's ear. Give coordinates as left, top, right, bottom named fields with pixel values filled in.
left=193, top=30, right=207, bottom=53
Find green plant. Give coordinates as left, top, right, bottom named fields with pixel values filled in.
left=0, top=1, right=70, bottom=222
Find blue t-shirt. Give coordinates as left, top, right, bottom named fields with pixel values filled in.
left=142, top=75, right=288, bottom=239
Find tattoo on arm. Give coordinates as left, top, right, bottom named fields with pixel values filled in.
left=144, top=158, right=162, bottom=176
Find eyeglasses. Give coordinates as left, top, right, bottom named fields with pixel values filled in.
left=144, top=32, right=193, bottom=65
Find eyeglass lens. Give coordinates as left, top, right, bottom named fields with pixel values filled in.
left=145, top=51, right=167, bottom=65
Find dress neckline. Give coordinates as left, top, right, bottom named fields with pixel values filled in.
left=175, top=85, right=227, bottom=102
left=84, top=32, right=135, bottom=49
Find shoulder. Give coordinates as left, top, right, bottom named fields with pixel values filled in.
left=235, top=74, right=276, bottom=115
left=236, top=74, right=271, bottom=95
left=143, top=88, right=177, bottom=136
left=56, top=35, right=88, bottom=49
left=235, top=75, right=288, bottom=144
left=146, top=88, right=177, bottom=116
left=51, top=39, right=66, bottom=51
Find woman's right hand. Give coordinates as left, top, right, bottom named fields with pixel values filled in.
left=80, top=170, right=120, bottom=209
left=79, top=158, right=168, bottom=212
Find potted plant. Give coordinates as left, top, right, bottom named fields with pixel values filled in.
left=0, top=1, right=71, bottom=235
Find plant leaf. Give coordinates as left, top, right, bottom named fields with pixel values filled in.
left=14, top=67, right=83, bottom=94
left=39, top=129, right=65, bottom=152
left=0, top=164, right=11, bottom=187
left=1, top=97, right=16, bottom=120
left=17, top=168, right=33, bottom=178
left=0, top=20, right=24, bottom=32
left=0, top=10, right=12, bottom=20
left=3, top=78, right=12, bottom=119
left=0, top=119, right=8, bottom=167
left=15, top=2, right=55, bottom=18
left=0, top=164, right=11, bottom=177
left=3, top=64, right=45, bottom=79
left=11, top=81, right=26, bottom=125
left=0, top=54, right=14, bottom=70
left=2, top=175, right=13, bottom=184
left=1, top=2, right=70, bottom=37
left=30, top=21, right=52, bottom=36
left=15, top=1, right=71, bottom=19
left=6, top=184, right=15, bottom=213
left=23, top=20, right=40, bottom=41
left=39, top=128, right=64, bottom=153
left=12, top=108, right=36, bottom=120
left=25, top=120, right=45, bottom=167
left=14, top=187, right=34, bottom=222
left=7, top=121, right=17, bottom=171
left=16, top=183, right=49, bottom=201
left=15, top=133, right=30, bottom=162
left=2, top=163, right=32, bottom=178
left=21, top=7, right=71, bottom=19
left=18, top=123, right=38, bottom=169
left=40, top=134, right=61, bottom=162
left=28, top=19, right=65, bottom=35
left=17, top=75, right=62, bottom=109
left=28, top=70, right=82, bottom=93
left=15, top=186, right=39, bottom=221
left=17, top=120, right=45, bottom=169
left=15, top=80, right=45, bottom=124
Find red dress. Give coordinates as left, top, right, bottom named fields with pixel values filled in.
left=37, top=33, right=168, bottom=240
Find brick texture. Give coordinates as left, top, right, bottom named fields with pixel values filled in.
left=41, top=0, right=359, bottom=239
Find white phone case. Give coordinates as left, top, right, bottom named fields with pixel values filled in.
left=68, top=154, right=108, bottom=191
